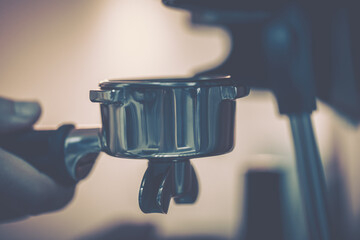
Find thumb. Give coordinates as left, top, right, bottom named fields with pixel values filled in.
left=0, top=97, right=41, bottom=134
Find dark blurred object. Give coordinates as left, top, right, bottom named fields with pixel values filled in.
left=164, top=1, right=334, bottom=240
left=75, top=222, right=227, bottom=240
left=164, top=0, right=360, bottom=124
left=161, top=1, right=360, bottom=240
left=311, top=6, right=360, bottom=124
left=76, top=223, right=157, bottom=240
left=0, top=125, right=77, bottom=185
left=240, top=170, right=285, bottom=240
left=0, top=125, right=100, bottom=185
left=166, top=236, right=227, bottom=240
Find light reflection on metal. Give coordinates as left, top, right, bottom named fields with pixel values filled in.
left=87, top=75, right=248, bottom=213
left=90, top=75, right=248, bottom=159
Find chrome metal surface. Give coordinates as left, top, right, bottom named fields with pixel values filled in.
left=89, top=76, right=248, bottom=214
left=289, top=114, right=331, bottom=240
left=64, top=128, right=102, bottom=181
left=89, top=89, right=125, bottom=104
left=98, top=75, right=237, bottom=89
left=91, top=76, right=248, bottom=159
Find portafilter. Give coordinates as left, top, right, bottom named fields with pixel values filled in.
left=0, top=75, right=248, bottom=213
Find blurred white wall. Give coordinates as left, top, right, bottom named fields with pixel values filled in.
left=1, top=0, right=356, bottom=239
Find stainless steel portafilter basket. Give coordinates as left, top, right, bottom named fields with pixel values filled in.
left=90, top=75, right=248, bottom=159
left=0, top=75, right=248, bottom=213
left=90, top=75, right=248, bottom=213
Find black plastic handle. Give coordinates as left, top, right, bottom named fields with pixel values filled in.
left=0, top=124, right=76, bottom=186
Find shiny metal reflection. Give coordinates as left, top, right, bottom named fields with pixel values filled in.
left=87, top=76, right=249, bottom=213
left=64, top=128, right=102, bottom=181
left=90, top=76, right=248, bottom=160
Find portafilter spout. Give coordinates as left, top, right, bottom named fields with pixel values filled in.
left=139, top=159, right=199, bottom=214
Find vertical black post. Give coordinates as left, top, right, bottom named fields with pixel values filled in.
left=242, top=169, right=285, bottom=240
left=289, top=114, right=331, bottom=240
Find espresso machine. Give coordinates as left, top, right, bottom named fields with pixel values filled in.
left=159, top=1, right=360, bottom=240
left=1, top=1, right=360, bottom=240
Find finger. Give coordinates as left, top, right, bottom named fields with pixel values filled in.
left=0, top=97, right=41, bottom=134
left=0, top=148, right=75, bottom=222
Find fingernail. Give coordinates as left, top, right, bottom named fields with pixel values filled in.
left=14, top=101, right=41, bottom=118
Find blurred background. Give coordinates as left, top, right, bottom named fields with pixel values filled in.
left=0, top=0, right=359, bottom=239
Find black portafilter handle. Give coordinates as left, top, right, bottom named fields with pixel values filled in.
left=0, top=124, right=79, bottom=186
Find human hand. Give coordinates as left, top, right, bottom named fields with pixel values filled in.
left=0, top=97, right=75, bottom=222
